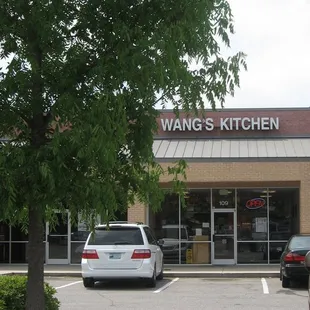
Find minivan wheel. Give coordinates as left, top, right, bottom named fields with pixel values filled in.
left=147, top=265, right=157, bottom=288
left=83, top=278, right=95, bottom=288
left=157, top=262, right=164, bottom=280
left=282, top=275, right=290, bottom=288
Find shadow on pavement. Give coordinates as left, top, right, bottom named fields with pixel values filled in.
left=89, top=278, right=171, bottom=291
left=277, top=279, right=308, bottom=297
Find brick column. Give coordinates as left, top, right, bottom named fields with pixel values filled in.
left=128, top=201, right=147, bottom=223
left=299, top=180, right=310, bottom=234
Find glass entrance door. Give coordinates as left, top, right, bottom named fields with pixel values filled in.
left=46, top=212, right=70, bottom=264
left=212, top=210, right=236, bottom=265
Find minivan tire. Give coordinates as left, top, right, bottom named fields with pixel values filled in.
left=147, top=265, right=157, bottom=288
left=83, top=278, right=95, bottom=288
left=282, top=275, right=290, bottom=288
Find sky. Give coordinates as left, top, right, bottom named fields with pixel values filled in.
left=1, top=1, right=309, bottom=110
left=222, top=0, right=310, bottom=109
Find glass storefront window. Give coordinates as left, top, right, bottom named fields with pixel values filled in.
left=181, top=242, right=211, bottom=264
left=149, top=191, right=211, bottom=264
left=0, top=187, right=300, bottom=265
left=212, top=189, right=235, bottom=209
left=269, top=241, right=287, bottom=263
left=149, top=193, right=179, bottom=236
left=0, top=223, right=9, bottom=241
left=214, top=212, right=234, bottom=235
left=182, top=190, right=211, bottom=239
left=269, top=188, right=298, bottom=240
left=237, top=242, right=268, bottom=264
left=0, top=243, right=9, bottom=263
left=149, top=193, right=180, bottom=264
left=214, top=236, right=234, bottom=260
left=71, top=242, right=85, bottom=264
left=237, top=189, right=268, bottom=241
left=11, top=225, right=28, bottom=241
left=181, top=190, right=211, bottom=264
left=11, top=243, right=28, bottom=263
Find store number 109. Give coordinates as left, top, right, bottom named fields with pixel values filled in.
left=219, top=201, right=229, bottom=206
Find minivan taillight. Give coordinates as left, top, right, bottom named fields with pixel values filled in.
left=284, top=252, right=305, bottom=262
left=82, top=249, right=99, bottom=259
left=131, top=249, right=151, bottom=259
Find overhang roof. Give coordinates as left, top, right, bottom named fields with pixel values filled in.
left=153, top=138, right=310, bottom=161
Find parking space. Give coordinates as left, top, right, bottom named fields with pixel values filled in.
left=48, top=277, right=309, bottom=310
left=264, top=277, right=308, bottom=298
left=48, top=277, right=180, bottom=310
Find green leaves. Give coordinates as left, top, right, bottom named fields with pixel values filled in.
left=0, top=0, right=246, bottom=226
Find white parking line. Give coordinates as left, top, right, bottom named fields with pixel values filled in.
left=55, top=280, right=83, bottom=290
left=261, top=278, right=269, bottom=294
left=153, top=278, right=179, bottom=294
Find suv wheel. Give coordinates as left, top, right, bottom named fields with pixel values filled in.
left=282, top=275, right=290, bottom=288
left=157, top=262, right=164, bottom=280
left=83, top=278, right=95, bottom=288
left=147, top=265, right=157, bottom=288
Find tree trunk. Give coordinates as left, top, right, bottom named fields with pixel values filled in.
left=26, top=206, right=45, bottom=310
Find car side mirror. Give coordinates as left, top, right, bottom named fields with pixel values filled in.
left=157, top=239, right=164, bottom=247
left=305, top=251, right=310, bottom=273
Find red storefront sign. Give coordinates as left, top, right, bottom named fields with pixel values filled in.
left=246, top=198, right=266, bottom=210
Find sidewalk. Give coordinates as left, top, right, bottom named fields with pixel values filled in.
left=0, top=264, right=279, bottom=278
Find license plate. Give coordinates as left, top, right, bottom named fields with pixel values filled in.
left=300, top=261, right=305, bottom=265
left=109, top=253, right=121, bottom=259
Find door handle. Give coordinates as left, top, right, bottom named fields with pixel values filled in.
left=212, top=234, right=215, bottom=242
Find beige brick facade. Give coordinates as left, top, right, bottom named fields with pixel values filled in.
left=128, top=161, right=310, bottom=233
left=128, top=201, right=147, bottom=224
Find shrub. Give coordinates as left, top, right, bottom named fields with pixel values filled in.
left=0, top=275, right=60, bottom=310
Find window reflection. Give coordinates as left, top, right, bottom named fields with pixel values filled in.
left=237, top=242, right=268, bottom=264
left=237, top=189, right=268, bottom=241
left=181, top=242, right=211, bottom=264
left=0, top=188, right=299, bottom=265
left=149, top=193, right=179, bottom=241
left=11, top=225, right=28, bottom=241
left=182, top=190, right=211, bottom=239
left=149, top=191, right=211, bottom=264
left=269, top=188, right=298, bottom=240
left=149, top=193, right=181, bottom=264
left=269, top=242, right=287, bottom=263
left=11, top=243, right=27, bottom=263
left=0, top=223, right=9, bottom=241
left=71, top=242, right=86, bottom=264
left=0, top=243, right=9, bottom=263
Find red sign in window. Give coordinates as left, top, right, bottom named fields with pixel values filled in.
left=245, top=198, right=265, bottom=210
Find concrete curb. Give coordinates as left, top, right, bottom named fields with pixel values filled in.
left=3, top=271, right=280, bottom=278
left=164, top=272, right=279, bottom=278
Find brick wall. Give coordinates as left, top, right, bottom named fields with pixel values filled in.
left=128, top=201, right=147, bottom=224
left=128, top=161, right=310, bottom=233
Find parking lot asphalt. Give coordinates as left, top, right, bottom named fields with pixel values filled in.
left=48, top=276, right=309, bottom=310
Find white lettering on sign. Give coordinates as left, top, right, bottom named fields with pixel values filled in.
left=205, top=118, right=214, bottom=131
left=160, top=117, right=280, bottom=132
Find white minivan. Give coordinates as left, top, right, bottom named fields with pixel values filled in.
left=81, top=222, right=164, bottom=288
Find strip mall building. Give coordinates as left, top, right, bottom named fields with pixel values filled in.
left=1, top=108, right=310, bottom=265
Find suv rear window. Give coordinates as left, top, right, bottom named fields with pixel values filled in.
left=88, top=227, right=144, bottom=245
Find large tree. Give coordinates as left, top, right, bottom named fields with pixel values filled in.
left=0, top=0, right=246, bottom=309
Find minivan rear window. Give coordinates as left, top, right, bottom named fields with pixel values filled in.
left=88, top=227, right=144, bottom=245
